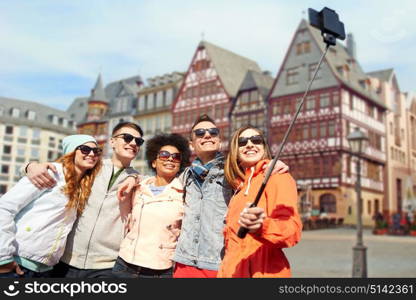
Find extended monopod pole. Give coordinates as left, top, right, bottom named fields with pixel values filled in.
left=236, top=43, right=330, bottom=238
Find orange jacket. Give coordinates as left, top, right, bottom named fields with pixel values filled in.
left=217, top=160, right=302, bottom=278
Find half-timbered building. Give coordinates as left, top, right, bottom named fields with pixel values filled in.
left=230, top=70, right=274, bottom=135
left=268, top=19, right=387, bottom=226
left=172, top=41, right=261, bottom=150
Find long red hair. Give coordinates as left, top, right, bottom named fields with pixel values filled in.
left=56, top=151, right=102, bottom=216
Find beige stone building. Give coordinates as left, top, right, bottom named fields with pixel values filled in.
left=0, top=97, right=75, bottom=195
left=133, top=72, right=184, bottom=175
left=368, top=70, right=415, bottom=219
left=405, top=95, right=416, bottom=213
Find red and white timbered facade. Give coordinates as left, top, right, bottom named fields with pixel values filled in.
left=172, top=45, right=232, bottom=149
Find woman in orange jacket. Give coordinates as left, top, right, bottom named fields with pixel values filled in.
left=218, top=126, right=302, bottom=278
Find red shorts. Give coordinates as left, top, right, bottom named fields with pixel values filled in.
left=173, top=263, right=218, bottom=278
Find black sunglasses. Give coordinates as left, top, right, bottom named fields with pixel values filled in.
left=238, top=135, right=264, bottom=147
left=158, top=150, right=181, bottom=163
left=193, top=127, right=220, bottom=138
left=76, top=145, right=103, bottom=156
left=113, top=133, right=144, bottom=146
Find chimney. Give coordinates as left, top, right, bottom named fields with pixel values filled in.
left=346, top=33, right=356, bottom=60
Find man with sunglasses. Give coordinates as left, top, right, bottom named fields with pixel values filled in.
left=22, top=122, right=143, bottom=278
left=171, top=114, right=289, bottom=278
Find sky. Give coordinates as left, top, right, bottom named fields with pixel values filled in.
left=1, top=0, right=415, bottom=111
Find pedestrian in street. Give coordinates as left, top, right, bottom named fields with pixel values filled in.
left=23, top=122, right=143, bottom=278
left=217, top=125, right=302, bottom=278
left=0, top=135, right=102, bottom=278
left=113, top=134, right=190, bottom=278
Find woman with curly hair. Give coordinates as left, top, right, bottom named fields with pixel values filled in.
left=218, top=126, right=302, bottom=278
left=0, top=135, right=102, bottom=278
left=114, top=133, right=191, bottom=278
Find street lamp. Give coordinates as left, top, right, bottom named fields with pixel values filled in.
left=347, top=127, right=368, bottom=278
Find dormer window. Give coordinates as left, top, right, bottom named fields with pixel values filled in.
left=10, top=108, right=20, bottom=118
left=296, top=41, right=311, bottom=55
left=26, top=110, right=36, bottom=120
left=48, top=115, right=59, bottom=125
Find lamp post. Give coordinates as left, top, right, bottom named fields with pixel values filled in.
left=347, top=127, right=368, bottom=278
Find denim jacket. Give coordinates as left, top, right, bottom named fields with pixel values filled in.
left=173, top=154, right=233, bottom=271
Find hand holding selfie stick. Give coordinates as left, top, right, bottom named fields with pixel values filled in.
left=237, top=7, right=345, bottom=238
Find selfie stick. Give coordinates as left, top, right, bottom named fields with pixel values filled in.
left=237, top=7, right=345, bottom=239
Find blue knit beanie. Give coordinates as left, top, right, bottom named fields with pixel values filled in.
left=62, top=134, right=97, bottom=155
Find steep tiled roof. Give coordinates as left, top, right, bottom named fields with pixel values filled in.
left=201, top=41, right=262, bottom=97
left=66, top=96, right=88, bottom=124
left=239, top=70, right=274, bottom=99
left=0, top=96, right=75, bottom=134
left=302, top=19, right=386, bottom=108
left=367, top=69, right=394, bottom=82
left=89, top=73, right=108, bottom=103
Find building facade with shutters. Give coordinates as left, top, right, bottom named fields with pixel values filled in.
left=0, top=97, right=75, bottom=195
left=267, top=19, right=387, bottom=226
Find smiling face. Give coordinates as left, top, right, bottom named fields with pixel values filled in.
left=152, top=145, right=181, bottom=180
left=190, top=121, right=221, bottom=163
left=237, top=128, right=265, bottom=169
left=110, top=126, right=141, bottom=164
left=74, top=142, right=101, bottom=173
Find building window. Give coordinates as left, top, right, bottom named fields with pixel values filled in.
left=27, top=110, right=36, bottom=120
left=11, top=108, right=20, bottom=117
left=3, top=145, right=11, bottom=154
left=367, top=200, right=372, bottom=215
left=286, top=67, right=299, bottom=85
left=5, top=126, right=13, bottom=135
left=309, top=63, right=322, bottom=80
left=311, top=123, right=318, bottom=138
left=17, top=146, right=25, bottom=157
left=328, top=121, right=335, bottom=137
left=320, top=122, right=327, bottom=138
left=306, top=96, right=316, bottom=111
left=31, top=148, right=40, bottom=159
left=1, top=165, right=9, bottom=174
left=19, top=126, right=28, bottom=137
left=346, top=155, right=351, bottom=177
left=272, top=103, right=281, bottom=115
left=374, top=199, right=380, bottom=214
left=319, top=193, right=336, bottom=213
left=296, top=41, right=311, bottom=55
left=0, top=185, right=7, bottom=195
left=319, top=93, right=330, bottom=108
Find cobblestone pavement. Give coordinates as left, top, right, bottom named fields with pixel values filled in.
left=284, top=227, right=416, bottom=278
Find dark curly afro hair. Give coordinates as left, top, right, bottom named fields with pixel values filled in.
left=145, top=133, right=191, bottom=174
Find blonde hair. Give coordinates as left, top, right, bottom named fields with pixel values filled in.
left=56, top=151, right=102, bottom=216
left=224, top=126, right=271, bottom=189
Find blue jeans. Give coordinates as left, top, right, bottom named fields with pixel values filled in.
left=0, top=265, right=51, bottom=278
left=112, top=256, right=173, bottom=278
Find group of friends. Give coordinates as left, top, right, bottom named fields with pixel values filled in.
left=0, top=114, right=302, bottom=278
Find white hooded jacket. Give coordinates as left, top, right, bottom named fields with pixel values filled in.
left=0, top=163, right=77, bottom=266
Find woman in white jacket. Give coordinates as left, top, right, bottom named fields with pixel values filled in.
left=0, top=134, right=102, bottom=278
